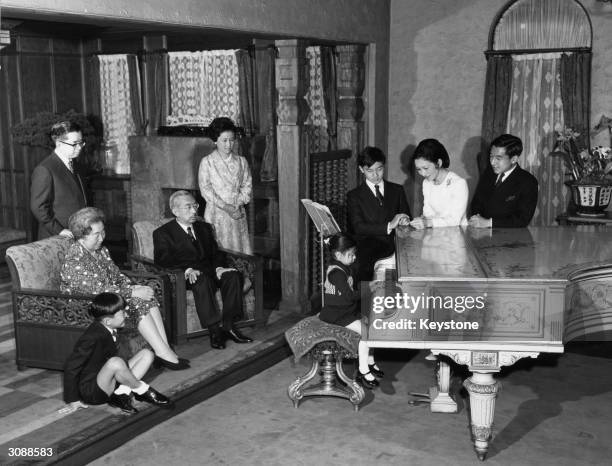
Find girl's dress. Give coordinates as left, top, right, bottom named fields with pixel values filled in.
left=318, top=259, right=360, bottom=326
left=60, top=241, right=157, bottom=328
left=198, top=150, right=253, bottom=254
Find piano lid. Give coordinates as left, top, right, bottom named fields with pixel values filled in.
left=395, top=225, right=612, bottom=282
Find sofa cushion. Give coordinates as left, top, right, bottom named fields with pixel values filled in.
left=132, top=219, right=173, bottom=260
left=6, top=236, right=72, bottom=290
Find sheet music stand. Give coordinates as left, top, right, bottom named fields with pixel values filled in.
left=301, top=199, right=341, bottom=307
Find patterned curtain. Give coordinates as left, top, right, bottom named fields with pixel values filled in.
left=98, top=54, right=136, bottom=175
left=506, top=53, right=566, bottom=226
left=305, top=46, right=329, bottom=153
left=168, top=50, right=240, bottom=125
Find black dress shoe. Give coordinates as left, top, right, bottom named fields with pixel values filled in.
left=154, top=356, right=190, bottom=371
left=356, top=371, right=379, bottom=390
left=133, top=387, right=173, bottom=409
left=369, top=364, right=385, bottom=378
left=225, top=328, right=253, bottom=343
left=108, top=393, right=138, bottom=414
left=210, top=331, right=226, bottom=349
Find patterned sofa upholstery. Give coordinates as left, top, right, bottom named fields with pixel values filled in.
left=130, top=219, right=263, bottom=343
left=5, top=235, right=171, bottom=370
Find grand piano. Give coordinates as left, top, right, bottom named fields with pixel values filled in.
left=364, top=225, right=612, bottom=460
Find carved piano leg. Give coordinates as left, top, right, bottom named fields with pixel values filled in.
left=463, top=372, right=501, bottom=461
left=429, top=358, right=458, bottom=413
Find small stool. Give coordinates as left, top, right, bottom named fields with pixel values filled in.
left=285, top=316, right=365, bottom=411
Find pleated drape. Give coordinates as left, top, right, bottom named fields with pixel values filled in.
left=236, top=49, right=257, bottom=137
left=560, top=51, right=591, bottom=150
left=479, top=55, right=512, bottom=174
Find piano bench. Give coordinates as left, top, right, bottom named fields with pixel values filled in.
left=284, top=316, right=365, bottom=411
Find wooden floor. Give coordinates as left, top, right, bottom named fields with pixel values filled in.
left=0, top=269, right=298, bottom=465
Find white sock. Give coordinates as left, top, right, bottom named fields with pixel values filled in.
left=367, top=355, right=375, bottom=365
left=132, top=381, right=149, bottom=395
left=114, top=384, right=131, bottom=395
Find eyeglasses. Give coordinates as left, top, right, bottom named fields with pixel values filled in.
left=59, top=140, right=86, bottom=149
left=179, top=203, right=199, bottom=211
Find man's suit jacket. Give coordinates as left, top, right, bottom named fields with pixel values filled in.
left=153, top=219, right=227, bottom=278
left=347, top=180, right=411, bottom=247
left=470, top=165, right=538, bottom=228
left=30, top=152, right=87, bottom=239
left=63, top=320, right=117, bottom=403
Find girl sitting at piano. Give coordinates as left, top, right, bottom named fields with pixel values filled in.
left=318, top=233, right=383, bottom=389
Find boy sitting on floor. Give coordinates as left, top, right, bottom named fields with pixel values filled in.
left=63, top=292, right=173, bottom=414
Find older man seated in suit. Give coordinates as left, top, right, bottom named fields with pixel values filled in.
left=347, top=146, right=411, bottom=281
left=153, top=190, right=253, bottom=349
left=469, top=134, right=539, bottom=228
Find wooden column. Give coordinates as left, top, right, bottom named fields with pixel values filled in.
left=275, top=39, right=309, bottom=312
left=336, top=44, right=366, bottom=190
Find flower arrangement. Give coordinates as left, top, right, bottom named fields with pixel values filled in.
left=11, top=110, right=102, bottom=152
left=11, top=110, right=103, bottom=173
left=553, top=127, right=612, bottom=185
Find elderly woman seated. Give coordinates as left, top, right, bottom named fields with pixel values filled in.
left=60, top=207, right=189, bottom=370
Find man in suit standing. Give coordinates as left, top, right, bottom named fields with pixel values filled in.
left=347, top=146, right=411, bottom=281
left=30, top=121, right=88, bottom=239
left=153, top=190, right=253, bottom=349
left=63, top=292, right=173, bottom=415
left=469, top=134, right=539, bottom=228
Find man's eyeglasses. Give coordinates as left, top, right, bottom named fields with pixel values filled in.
left=179, top=203, right=199, bottom=211
left=59, top=140, right=86, bottom=149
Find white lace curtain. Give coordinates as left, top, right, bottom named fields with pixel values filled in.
left=494, top=0, right=591, bottom=50
left=98, top=54, right=136, bottom=174
left=506, top=53, right=567, bottom=226
left=167, top=50, right=240, bottom=125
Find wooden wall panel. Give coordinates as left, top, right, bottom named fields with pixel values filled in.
left=18, top=36, right=51, bottom=53
left=54, top=56, right=84, bottom=113
left=20, top=55, right=54, bottom=117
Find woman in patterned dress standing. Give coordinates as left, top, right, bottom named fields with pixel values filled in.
left=198, top=117, right=252, bottom=253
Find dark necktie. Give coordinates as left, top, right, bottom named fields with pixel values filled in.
left=375, top=184, right=384, bottom=206
left=68, top=159, right=74, bottom=173
left=187, top=227, right=197, bottom=243
left=188, top=227, right=203, bottom=255
left=111, top=330, right=117, bottom=342
left=495, top=174, right=503, bottom=188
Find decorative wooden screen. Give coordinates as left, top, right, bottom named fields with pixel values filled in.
left=307, top=149, right=352, bottom=298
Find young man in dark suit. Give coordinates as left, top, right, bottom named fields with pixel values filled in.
left=153, top=190, right=253, bottom=349
left=469, top=134, right=539, bottom=228
left=63, top=293, right=173, bottom=415
left=347, top=146, right=411, bottom=281
left=30, top=121, right=88, bottom=240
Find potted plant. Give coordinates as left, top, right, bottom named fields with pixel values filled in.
left=11, top=109, right=103, bottom=174
left=552, top=127, right=612, bottom=217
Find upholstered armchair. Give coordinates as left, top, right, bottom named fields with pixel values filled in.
left=5, top=236, right=171, bottom=370
left=130, top=219, right=263, bottom=344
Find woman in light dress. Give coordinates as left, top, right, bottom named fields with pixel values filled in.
left=410, top=138, right=468, bottom=230
left=198, top=117, right=252, bottom=253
